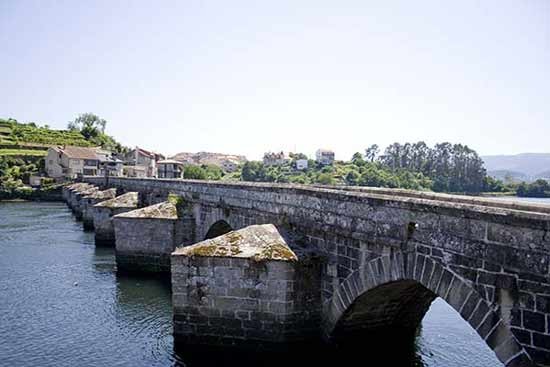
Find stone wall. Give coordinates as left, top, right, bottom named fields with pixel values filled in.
left=171, top=224, right=322, bottom=347
left=82, top=189, right=117, bottom=230
left=84, top=177, right=550, bottom=366
left=72, top=187, right=99, bottom=219
left=114, top=217, right=179, bottom=272
left=91, top=192, right=138, bottom=246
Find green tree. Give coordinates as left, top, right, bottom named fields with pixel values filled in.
left=351, top=152, right=365, bottom=166
left=202, top=164, right=223, bottom=180
left=345, top=170, right=360, bottom=185
left=68, top=113, right=106, bottom=139
left=316, top=173, right=335, bottom=185
left=365, top=144, right=379, bottom=162
left=517, top=179, right=550, bottom=198
left=183, top=165, right=207, bottom=180
left=241, top=161, right=266, bottom=182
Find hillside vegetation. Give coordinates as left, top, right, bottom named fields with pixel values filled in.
left=0, top=118, right=92, bottom=149
left=0, top=114, right=125, bottom=197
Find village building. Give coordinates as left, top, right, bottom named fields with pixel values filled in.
left=123, top=165, right=147, bottom=178
left=315, top=149, right=335, bottom=165
left=295, top=158, right=308, bottom=170
left=263, top=151, right=290, bottom=166
left=122, top=146, right=165, bottom=178
left=157, top=159, right=184, bottom=179
left=46, top=146, right=101, bottom=180
left=99, top=157, right=124, bottom=177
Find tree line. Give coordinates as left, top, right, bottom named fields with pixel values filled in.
left=239, top=142, right=496, bottom=194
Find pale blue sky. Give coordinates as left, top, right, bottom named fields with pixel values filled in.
left=1, top=0, right=549, bottom=160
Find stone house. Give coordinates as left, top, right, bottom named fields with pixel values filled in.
left=122, top=146, right=165, bottom=177
left=263, top=151, right=290, bottom=166
left=46, top=146, right=100, bottom=179
left=157, top=159, right=184, bottom=179
left=315, top=149, right=335, bottom=165
left=123, top=165, right=147, bottom=178
left=99, top=157, right=124, bottom=177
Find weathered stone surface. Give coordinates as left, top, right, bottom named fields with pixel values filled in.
left=175, top=224, right=298, bottom=262
left=83, top=177, right=550, bottom=365
left=82, top=188, right=117, bottom=229
left=71, top=186, right=100, bottom=219
left=64, top=183, right=92, bottom=209
left=113, top=201, right=184, bottom=273
left=92, top=192, right=138, bottom=245
left=171, top=224, right=321, bottom=347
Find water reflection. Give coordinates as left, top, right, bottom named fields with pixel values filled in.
left=0, top=202, right=503, bottom=367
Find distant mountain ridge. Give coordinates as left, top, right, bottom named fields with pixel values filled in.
left=482, top=153, right=550, bottom=181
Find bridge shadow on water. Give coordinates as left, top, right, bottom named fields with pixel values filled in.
left=173, top=329, right=425, bottom=367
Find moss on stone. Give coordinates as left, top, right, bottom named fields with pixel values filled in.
left=187, top=240, right=243, bottom=257
left=96, top=192, right=138, bottom=209
left=115, top=201, right=178, bottom=219
left=174, top=224, right=297, bottom=262
left=168, top=193, right=184, bottom=207
left=254, top=242, right=297, bottom=261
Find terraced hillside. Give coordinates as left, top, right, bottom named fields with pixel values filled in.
left=0, top=118, right=92, bottom=159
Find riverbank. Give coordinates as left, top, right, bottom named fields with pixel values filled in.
left=0, top=185, right=63, bottom=202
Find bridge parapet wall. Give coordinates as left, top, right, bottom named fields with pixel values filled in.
left=84, top=177, right=550, bottom=365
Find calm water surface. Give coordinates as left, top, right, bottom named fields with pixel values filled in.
left=3, top=199, right=546, bottom=366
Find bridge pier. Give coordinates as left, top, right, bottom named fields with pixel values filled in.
left=71, top=186, right=100, bottom=220
left=80, top=177, right=550, bottom=366
left=81, top=188, right=117, bottom=230
left=91, top=192, right=139, bottom=246
left=64, top=183, right=93, bottom=210
left=113, top=200, right=189, bottom=273
left=171, top=224, right=322, bottom=348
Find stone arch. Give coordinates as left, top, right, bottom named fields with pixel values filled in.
left=204, top=220, right=233, bottom=240
left=323, top=253, right=533, bottom=367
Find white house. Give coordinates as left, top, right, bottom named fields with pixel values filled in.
left=46, top=146, right=100, bottom=179
left=296, top=159, right=308, bottom=170
left=263, top=151, right=290, bottom=166
left=122, top=146, right=165, bottom=177
left=157, top=159, right=185, bottom=179
left=315, top=149, right=335, bottom=165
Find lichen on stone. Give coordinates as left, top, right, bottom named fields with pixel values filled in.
left=96, top=192, right=139, bottom=209
left=174, top=224, right=297, bottom=262
left=254, top=242, right=297, bottom=261
left=68, top=183, right=91, bottom=191
left=115, top=201, right=178, bottom=219
left=167, top=193, right=184, bottom=207
left=84, top=188, right=116, bottom=200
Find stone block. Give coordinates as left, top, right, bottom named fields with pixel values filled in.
left=171, top=224, right=322, bottom=346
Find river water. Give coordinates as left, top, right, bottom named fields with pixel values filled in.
left=1, top=199, right=549, bottom=366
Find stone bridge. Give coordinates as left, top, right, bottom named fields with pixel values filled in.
left=81, top=176, right=550, bottom=367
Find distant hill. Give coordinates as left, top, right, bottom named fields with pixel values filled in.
left=170, top=151, right=247, bottom=166
left=482, top=153, right=550, bottom=181
left=486, top=169, right=529, bottom=183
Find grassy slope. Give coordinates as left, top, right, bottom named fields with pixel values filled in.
left=0, top=119, right=91, bottom=158
left=0, top=149, right=48, bottom=157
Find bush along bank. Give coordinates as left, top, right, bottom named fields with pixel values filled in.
left=0, top=184, right=63, bottom=202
